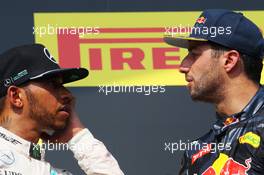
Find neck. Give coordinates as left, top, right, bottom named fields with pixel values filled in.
left=0, top=114, right=41, bottom=143
left=215, top=80, right=260, bottom=116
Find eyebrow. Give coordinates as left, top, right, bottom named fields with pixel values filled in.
left=188, top=46, right=200, bottom=52
left=188, top=43, right=209, bottom=52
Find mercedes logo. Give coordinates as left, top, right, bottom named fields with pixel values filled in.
left=4, top=79, right=12, bottom=87
left=44, top=48, right=57, bottom=64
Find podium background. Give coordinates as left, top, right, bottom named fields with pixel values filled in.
left=0, top=1, right=264, bottom=174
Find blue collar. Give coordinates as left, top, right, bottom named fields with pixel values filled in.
left=212, top=86, right=264, bottom=135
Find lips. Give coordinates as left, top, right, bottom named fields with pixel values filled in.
left=59, top=105, right=70, bottom=112
left=185, top=75, right=194, bottom=89
left=185, top=75, right=193, bottom=82
left=58, top=105, right=71, bottom=119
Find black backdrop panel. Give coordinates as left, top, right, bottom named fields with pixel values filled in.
left=0, top=1, right=263, bottom=174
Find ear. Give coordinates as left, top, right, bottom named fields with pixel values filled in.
left=6, top=86, right=24, bottom=108
left=222, top=50, right=240, bottom=73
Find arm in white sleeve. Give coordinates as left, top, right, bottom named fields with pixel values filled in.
left=68, top=128, right=124, bottom=175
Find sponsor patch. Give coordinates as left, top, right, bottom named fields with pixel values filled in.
left=239, top=132, right=260, bottom=148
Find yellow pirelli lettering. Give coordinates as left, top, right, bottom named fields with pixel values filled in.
left=33, top=11, right=264, bottom=86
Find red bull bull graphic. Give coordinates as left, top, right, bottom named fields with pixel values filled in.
left=202, top=153, right=251, bottom=175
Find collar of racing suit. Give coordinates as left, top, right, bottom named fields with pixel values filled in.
left=0, top=127, right=43, bottom=160
left=212, top=86, right=264, bottom=136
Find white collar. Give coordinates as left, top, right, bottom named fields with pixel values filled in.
left=0, top=126, right=32, bottom=157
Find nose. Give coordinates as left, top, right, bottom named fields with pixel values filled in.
left=60, top=87, right=74, bottom=105
left=179, top=54, right=191, bottom=74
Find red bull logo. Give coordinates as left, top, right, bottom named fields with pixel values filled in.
left=202, top=153, right=251, bottom=175
left=196, top=16, right=206, bottom=24
left=223, top=117, right=238, bottom=126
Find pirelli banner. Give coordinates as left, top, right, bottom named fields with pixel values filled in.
left=33, top=11, right=264, bottom=86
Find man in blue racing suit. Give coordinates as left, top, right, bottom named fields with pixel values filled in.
left=164, top=9, right=264, bottom=174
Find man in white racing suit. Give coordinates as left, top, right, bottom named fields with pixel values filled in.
left=0, top=44, right=124, bottom=175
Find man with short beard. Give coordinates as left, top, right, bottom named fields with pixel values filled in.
left=0, top=44, right=124, bottom=175
left=164, top=9, right=264, bottom=174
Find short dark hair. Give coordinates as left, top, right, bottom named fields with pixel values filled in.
left=209, top=41, right=263, bottom=83
left=0, top=96, right=6, bottom=115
